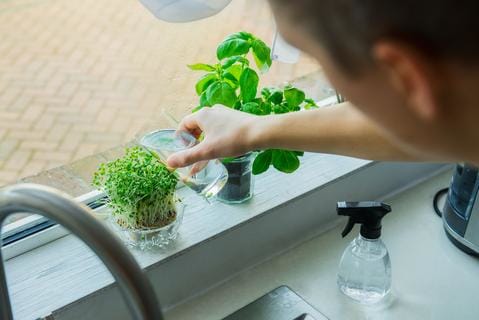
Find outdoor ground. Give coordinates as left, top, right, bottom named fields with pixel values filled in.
left=0, top=0, right=319, bottom=187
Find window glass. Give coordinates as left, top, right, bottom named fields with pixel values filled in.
left=0, top=0, right=320, bottom=228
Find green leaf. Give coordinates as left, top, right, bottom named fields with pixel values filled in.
left=206, top=81, right=237, bottom=107
left=241, top=102, right=261, bottom=115
left=284, top=86, right=306, bottom=108
left=188, top=63, right=216, bottom=72
left=261, top=87, right=272, bottom=99
left=272, top=150, right=300, bottom=173
left=226, top=64, right=243, bottom=81
left=294, top=151, right=304, bottom=157
left=221, top=157, right=236, bottom=164
left=272, top=103, right=289, bottom=114
left=225, top=31, right=254, bottom=41
left=217, top=38, right=251, bottom=60
left=239, top=67, right=259, bottom=102
left=195, top=73, right=218, bottom=95
left=251, top=39, right=272, bottom=73
left=233, top=100, right=242, bottom=110
left=222, top=56, right=249, bottom=69
left=260, top=100, right=272, bottom=115
left=200, top=91, right=210, bottom=108
left=253, top=150, right=272, bottom=175
left=269, top=89, right=284, bottom=105
left=222, top=72, right=239, bottom=88
left=303, top=98, right=318, bottom=110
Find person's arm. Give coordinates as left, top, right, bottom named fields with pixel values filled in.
left=252, top=102, right=418, bottom=161
left=166, top=103, right=419, bottom=168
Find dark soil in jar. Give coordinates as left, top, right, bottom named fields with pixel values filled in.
left=217, top=157, right=252, bottom=202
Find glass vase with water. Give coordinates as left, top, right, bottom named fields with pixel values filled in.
left=139, top=129, right=228, bottom=199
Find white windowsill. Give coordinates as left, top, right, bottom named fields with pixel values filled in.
left=3, top=154, right=449, bottom=320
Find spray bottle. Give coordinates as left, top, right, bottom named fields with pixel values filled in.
left=336, top=201, right=392, bottom=304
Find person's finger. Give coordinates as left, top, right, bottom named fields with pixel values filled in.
left=189, top=160, right=209, bottom=175
left=177, top=109, right=208, bottom=137
left=167, top=142, right=215, bottom=168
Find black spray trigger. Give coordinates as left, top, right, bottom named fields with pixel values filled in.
left=336, top=201, right=391, bottom=239
left=341, top=218, right=355, bottom=238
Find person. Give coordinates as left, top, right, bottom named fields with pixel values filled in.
left=166, top=0, right=479, bottom=169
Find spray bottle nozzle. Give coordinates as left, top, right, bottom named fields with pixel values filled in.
left=337, top=201, right=391, bottom=239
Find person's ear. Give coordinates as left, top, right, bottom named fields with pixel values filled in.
left=372, top=40, right=441, bottom=121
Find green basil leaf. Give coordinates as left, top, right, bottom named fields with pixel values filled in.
left=253, top=150, right=272, bottom=175
left=221, top=157, right=235, bottom=164
left=217, top=38, right=251, bottom=60
left=225, top=31, right=254, bottom=41
left=222, top=56, right=249, bottom=69
left=260, top=100, right=272, bottom=115
left=233, top=100, right=242, bottom=110
left=241, top=102, right=261, bottom=115
left=239, top=67, right=259, bottom=102
left=284, top=86, right=306, bottom=108
left=188, top=63, right=216, bottom=72
left=195, top=73, right=218, bottom=95
left=222, top=72, right=239, bottom=88
left=251, top=39, right=272, bottom=73
left=226, top=64, right=243, bottom=81
left=303, top=98, right=319, bottom=110
left=200, top=91, right=210, bottom=108
left=261, top=87, right=272, bottom=100
left=272, top=102, right=289, bottom=114
left=269, top=89, right=284, bottom=105
left=294, top=151, right=304, bottom=157
left=206, top=81, right=237, bottom=107
left=272, top=150, right=300, bottom=173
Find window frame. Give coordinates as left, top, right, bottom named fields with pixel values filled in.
left=1, top=189, right=105, bottom=260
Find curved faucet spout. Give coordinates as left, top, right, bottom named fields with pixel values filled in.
left=0, top=184, right=163, bottom=320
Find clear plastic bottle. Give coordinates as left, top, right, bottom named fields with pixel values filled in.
left=337, top=235, right=391, bottom=304
left=336, top=201, right=392, bottom=304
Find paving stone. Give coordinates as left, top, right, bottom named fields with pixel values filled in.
left=3, top=150, right=31, bottom=171
left=19, top=141, right=58, bottom=152
left=20, top=160, right=48, bottom=178
left=33, top=151, right=71, bottom=162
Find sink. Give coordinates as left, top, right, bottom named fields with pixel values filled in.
left=223, top=286, right=328, bottom=320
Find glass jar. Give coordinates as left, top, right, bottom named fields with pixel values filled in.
left=111, top=200, right=185, bottom=250
left=216, top=152, right=255, bottom=204
left=140, top=129, right=228, bottom=199
left=337, top=235, right=392, bottom=304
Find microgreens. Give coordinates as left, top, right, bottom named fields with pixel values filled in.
left=93, top=146, right=178, bottom=229
left=188, top=31, right=319, bottom=175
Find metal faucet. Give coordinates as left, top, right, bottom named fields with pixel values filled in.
left=0, top=184, right=164, bottom=320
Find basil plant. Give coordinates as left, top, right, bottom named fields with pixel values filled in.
left=189, top=31, right=318, bottom=175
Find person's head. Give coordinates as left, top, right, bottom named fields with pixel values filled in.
left=268, top=0, right=479, bottom=163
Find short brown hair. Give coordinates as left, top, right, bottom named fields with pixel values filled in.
left=269, top=0, right=479, bottom=73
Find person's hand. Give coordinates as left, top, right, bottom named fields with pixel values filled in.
left=167, top=105, right=260, bottom=168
